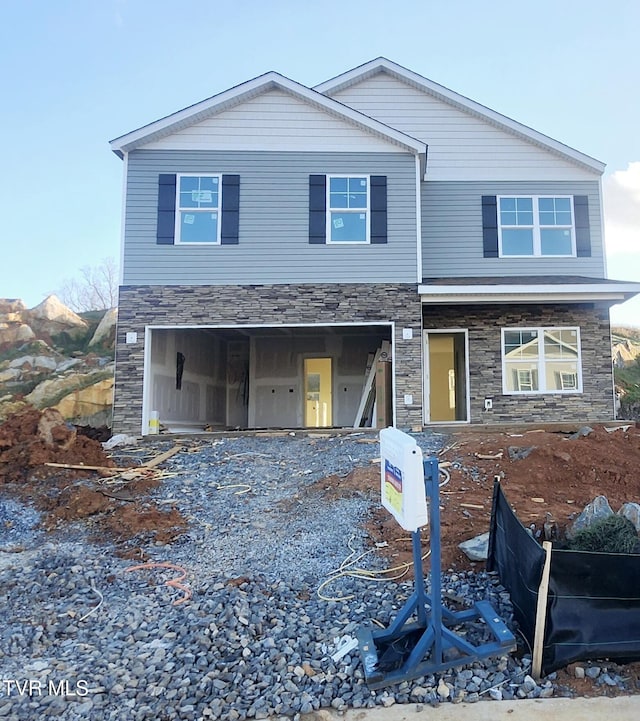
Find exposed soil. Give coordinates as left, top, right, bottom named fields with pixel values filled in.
left=0, top=407, right=187, bottom=550
left=310, top=424, right=640, bottom=574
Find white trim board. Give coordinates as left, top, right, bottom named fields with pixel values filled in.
left=418, top=282, right=640, bottom=305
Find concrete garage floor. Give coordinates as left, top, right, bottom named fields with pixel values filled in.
left=322, top=696, right=640, bottom=721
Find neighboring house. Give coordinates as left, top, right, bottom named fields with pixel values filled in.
left=109, top=58, right=640, bottom=435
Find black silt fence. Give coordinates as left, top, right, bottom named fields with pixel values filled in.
left=488, top=480, right=640, bottom=674
left=486, top=481, right=546, bottom=644
left=544, top=547, right=640, bottom=671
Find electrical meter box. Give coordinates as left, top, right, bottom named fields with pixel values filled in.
left=379, top=427, right=428, bottom=532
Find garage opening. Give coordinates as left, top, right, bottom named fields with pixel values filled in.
left=144, top=324, right=392, bottom=433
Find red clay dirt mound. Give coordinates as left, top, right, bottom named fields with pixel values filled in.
left=0, top=407, right=187, bottom=551
left=0, top=406, right=113, bottom=483
left=309, top=424, right=640, bottom=573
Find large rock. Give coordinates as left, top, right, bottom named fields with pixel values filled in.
left=0, top=299, right=26, bottom=314
left=459, top=532, right=490, bottom=561
left=54, top=377, right=114, bottom=426
left=566, top=495, right=614, bottom=540
left=27, top=295, right=88, bottom=340
left=24, top=365, right=114, bottom=410
left=0, top=323, right=35, bottom=345
left=618, top=502, right=640, bottom=533
left=9, top=355, right=58, bottom=372
left=88, top=308, right=117, bottom=348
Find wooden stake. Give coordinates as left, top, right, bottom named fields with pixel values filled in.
left=44, top=462, right=122, bottom=473
left=532, top=540, right=553, bottom=680
left=142, top=444, right=183, bottom=468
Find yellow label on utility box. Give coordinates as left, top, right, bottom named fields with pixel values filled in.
left=380, top=427, right=428, bottom=532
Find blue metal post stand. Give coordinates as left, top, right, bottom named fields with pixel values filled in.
left=357, top=456, right=516, bottom=689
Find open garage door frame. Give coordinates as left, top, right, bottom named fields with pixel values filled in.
left=141, top=322, right=394, bottom=435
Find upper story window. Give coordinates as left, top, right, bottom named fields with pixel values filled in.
left=502, top=327, right=582, bottom=394
left=498, top=196, right=575, bottom=257
left=327, top=175, right=370, bottom=243
left=176, top=174, right=221, bottom=244
left=309, top=174, right=387, bottom=245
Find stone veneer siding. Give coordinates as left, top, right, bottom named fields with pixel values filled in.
left=422, top=303, right=614, bottom=424
left=114, top=284, right=424, bottom=435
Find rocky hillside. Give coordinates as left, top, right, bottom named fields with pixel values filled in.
left=613, top=326, right=640, bottom=421
left=0, top=297, right=116, bottom=429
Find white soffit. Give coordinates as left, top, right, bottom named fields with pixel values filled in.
left=110, top=71, right=425, bottom=157
left=316, top=58, right=605, bottom=175
left=418, top=282, right=640, bottom=304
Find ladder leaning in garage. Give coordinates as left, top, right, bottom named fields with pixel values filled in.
left=353, top=340, right=391, bottom=428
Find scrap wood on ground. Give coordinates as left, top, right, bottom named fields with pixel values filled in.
left=0, top=407, right=188, bottom=550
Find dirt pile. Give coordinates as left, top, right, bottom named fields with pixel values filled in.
left=0, top=407, right=112, bottom=483
left=0, top=407, right=186, bottom=551
left=310, top=424, right=640, bottom=573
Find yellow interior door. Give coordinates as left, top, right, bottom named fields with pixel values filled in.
left=304, top=358, right=332, bottom=427
left=428, top=335, right=456, bottom=422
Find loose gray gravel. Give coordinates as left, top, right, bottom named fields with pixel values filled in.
left=0, top=431, right=633, bottom=719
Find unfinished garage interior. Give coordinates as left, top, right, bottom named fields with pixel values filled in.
left=143, top=324, right=393, bottom=433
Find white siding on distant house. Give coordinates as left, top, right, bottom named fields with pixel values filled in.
left=142, top=89, right=404, bottom=153
left=329, top=73, right=598, bottom=182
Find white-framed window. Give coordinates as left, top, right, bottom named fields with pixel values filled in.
left=502, top=327, right=582, bottom=394
left=498, top=196, right=575, bottom=257
left=176, top=174, right=221, bottom=244
left=327, top=175, right=370, bottom=243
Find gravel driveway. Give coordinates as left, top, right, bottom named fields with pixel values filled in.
left=0, top=431, right=589, bottom=720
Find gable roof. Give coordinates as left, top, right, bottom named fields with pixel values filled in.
left=109, top=71, right=426, bottom=158
left=315, top=58, right=605, bottom=174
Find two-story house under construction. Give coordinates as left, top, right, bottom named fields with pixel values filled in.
left=109, top=58, right=640, bottom=435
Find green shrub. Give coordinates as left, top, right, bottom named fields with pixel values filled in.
left=569, top=514, right=639, bottom=554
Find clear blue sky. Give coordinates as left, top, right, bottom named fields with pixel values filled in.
left=1, top=0, right=639, bottom=324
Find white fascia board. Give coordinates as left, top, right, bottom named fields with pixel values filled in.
left=418, top=282, right=640, bottom=304
left=316, top=58, right=605, bottom=175
left=109, top=70, right=425, bottom=156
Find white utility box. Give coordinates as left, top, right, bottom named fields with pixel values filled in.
left=379, top=427, right=428, bottom=532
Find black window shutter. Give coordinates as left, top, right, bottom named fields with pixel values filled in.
left=573, top=195, right=591, bottom=257
left=157, top=174, right=176, bottom=245
left=370, top=175, right=387, bottom=244
left=309, top=175, right=326, bottom=244
left=481, top=196, right=499, bottom=258
left=221, top=175, right=240, bottom=245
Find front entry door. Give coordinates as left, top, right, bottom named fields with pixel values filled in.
left=424, top=332, right=468, bottom=422
left=304, top=358, right=332, bottom=427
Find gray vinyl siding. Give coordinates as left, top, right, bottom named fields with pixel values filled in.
left=123, top=150, right=417, bottom=285
left=421, top=181, right=605, bottom=279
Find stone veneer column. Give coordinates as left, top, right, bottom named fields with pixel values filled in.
left=113, top=283, right=424, bottom=435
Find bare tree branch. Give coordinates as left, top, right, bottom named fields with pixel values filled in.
left=56, top=257, right=118, bottom=312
